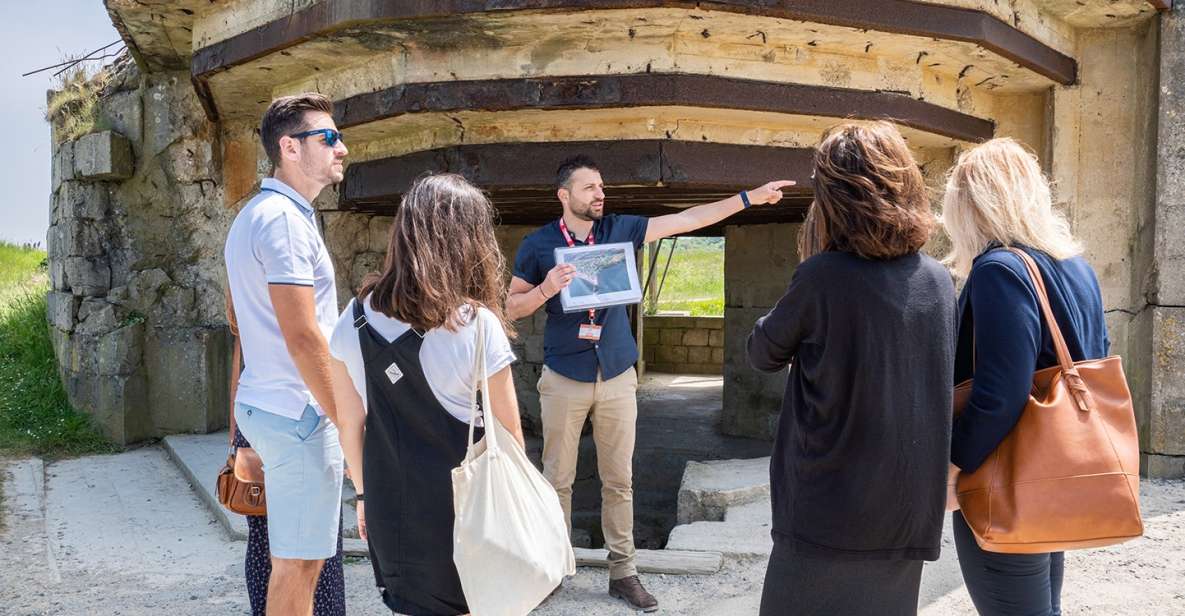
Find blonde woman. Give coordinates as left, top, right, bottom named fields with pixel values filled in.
left=942, top=138, right=1109, bottom=616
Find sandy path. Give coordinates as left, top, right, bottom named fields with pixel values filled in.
left=2, top=451, right=1182, bottom=615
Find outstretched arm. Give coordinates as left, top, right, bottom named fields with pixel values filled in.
left=645, top=180, right=795, bottom=243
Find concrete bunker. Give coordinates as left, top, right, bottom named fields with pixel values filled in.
left=41, top=1, right=1185, bottom=561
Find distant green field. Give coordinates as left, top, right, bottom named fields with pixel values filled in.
left=643, top=237, right=724, bottom=317
left=0, top=242, right=114, bottom=457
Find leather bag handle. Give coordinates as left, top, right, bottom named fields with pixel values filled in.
left=1005, top=248, right=1095, bottom=412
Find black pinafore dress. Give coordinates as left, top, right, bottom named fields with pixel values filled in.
left=353, top=299, right=481, bottom=616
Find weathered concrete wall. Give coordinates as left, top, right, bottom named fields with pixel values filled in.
left=1140, top=6, right=1185, bottom=478
left=721, top=223, right=800, bottom=439
left=643, top=316, right=725, bottom=375
left=1050, top=23, right=1159, bottom=316
left=1046, top=20, right=1169, bottom=476
left=204, top=11, right=1037, bottom=130
left=319, top=207, right=391, bottom=309
left=47, top=59, right=234, bottom=444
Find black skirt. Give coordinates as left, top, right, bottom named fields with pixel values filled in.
left=759, top=541, right=924, bottom=616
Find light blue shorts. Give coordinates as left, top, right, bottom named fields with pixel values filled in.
left=234, top=402, right=343, bottom=560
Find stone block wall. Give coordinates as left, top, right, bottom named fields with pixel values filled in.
left=721, top=223, right=800, bottom=439
left=642, top=316, right=724, bottom=375
left=46, top=58, right=233, bottom=444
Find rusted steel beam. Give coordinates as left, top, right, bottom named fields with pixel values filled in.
left=190, top=1, right=1078, bottom=120
left=340, top=139, right=815, bottom=226
left=335, top=73, right=994, bottom=143
left=347, top=191, right=812, bottom=231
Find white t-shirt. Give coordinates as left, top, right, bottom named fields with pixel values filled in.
left=224, top=178, right=338, bottom=420
left=328, top=296, right=516, bottom=424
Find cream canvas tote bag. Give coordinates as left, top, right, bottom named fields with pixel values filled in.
left=452, top=316, right=576, bottom=616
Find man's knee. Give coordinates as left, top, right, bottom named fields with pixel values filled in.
left=271, top=557, right=323, bottom=580
left=601, top=481, right=633, bottom=500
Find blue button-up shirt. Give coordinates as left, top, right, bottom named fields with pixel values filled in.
left=513, top=214, right=649, bottom=382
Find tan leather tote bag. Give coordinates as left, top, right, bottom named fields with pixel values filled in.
left=953, top=248, right=1143, bottom=554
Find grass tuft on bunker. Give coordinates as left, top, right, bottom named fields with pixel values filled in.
left=0, top=242, right=115, bottom=458
left=45, top=64, right=111, bottom=145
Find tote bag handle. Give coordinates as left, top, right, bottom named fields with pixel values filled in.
left=1004, top=248, right=1095, bottom=412
left=464, top=309, right=499, bottom=457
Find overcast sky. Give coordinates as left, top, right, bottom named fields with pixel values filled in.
left=1, top=3, right=120, bottom=246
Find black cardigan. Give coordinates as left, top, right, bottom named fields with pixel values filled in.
left=747, top=251, right=956, bottom=561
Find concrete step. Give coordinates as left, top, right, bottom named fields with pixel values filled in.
left=162, top=432, right=358, bottom=541
left=574, top=547, right=722, bottom=575
left=340, top=541, right=724, bottom=576
left=665, top=517, right=774, bottom=558
left=724, top=498, right=772, bottom=527
left=676, top=457, right=770, bottom=524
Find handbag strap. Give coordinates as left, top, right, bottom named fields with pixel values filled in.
left=1004, top=248, right=1095, bottom=412
left=226, top=288, right=243, bottom=452
left=466, top=308, right=500, bottom=456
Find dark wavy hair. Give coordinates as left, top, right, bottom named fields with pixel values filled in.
left=798, top=121, right=933, bottom=260
left=359, top=173, right=515, bottom=338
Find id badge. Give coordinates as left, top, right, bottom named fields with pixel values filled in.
left=578, top=324, right=603, bottom=341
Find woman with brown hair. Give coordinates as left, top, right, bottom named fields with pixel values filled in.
left=327, top=173, right=525, bottom=615
left=747, top=122, right=956, bottom=615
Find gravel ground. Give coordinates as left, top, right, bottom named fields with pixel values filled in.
left=2, top=451, right=1183, bottom=615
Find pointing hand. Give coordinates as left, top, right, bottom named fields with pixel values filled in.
left=746, top=180, right=797, bottom=206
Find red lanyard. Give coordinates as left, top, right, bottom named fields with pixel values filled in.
left=558, top=217, right=597, bottom=325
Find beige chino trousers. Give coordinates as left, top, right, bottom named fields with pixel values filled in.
left=538, top=364, right=639, bottom=580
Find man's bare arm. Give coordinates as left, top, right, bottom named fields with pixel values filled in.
left=506, top=265, right=576, bottom=321
left=645, top=180, right=795, bottom=243
left=269, top=284, right=338, bottom=422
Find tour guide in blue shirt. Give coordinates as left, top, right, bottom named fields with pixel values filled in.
left=508, top=155, right=792, bottom=611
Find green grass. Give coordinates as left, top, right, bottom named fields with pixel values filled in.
left=644, top=237, right=724, bottom=317
left=0, top=242, right=115, bottom=458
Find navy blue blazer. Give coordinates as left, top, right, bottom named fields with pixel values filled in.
left=951, top=245, right=1110, bottom=472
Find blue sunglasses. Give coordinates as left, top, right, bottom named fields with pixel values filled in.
left=289, top=128, right=343, bottom=147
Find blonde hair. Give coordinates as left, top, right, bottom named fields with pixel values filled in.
left=941, top=138, right=1081, bottom=277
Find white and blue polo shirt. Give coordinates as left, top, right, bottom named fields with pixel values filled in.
left=224, top=177, right=338, bottom=419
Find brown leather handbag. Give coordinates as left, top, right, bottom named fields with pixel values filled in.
left=216, top=292, right=267, bottom=516
left=953, top=248, right=1142, bottom=554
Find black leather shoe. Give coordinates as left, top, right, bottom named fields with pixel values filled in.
left=609, top=575, right=659, bottom=612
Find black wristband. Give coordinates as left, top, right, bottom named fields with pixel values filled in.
left=355, top=492, right=364, bottom=502
left=740, top=191, right=752, bottom=209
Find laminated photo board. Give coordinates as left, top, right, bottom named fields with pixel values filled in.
left=554, top=242, right=643, bottom=313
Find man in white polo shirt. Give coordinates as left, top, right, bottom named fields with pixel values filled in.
left=224, top=92, right=348, bottom=615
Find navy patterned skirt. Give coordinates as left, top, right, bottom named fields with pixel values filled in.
left=235, top=427, right=346, bottom=616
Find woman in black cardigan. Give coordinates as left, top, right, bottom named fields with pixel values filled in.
left=748, top=122, right=956, bottom=616
left=941, top=138, right=1108, bottom=616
